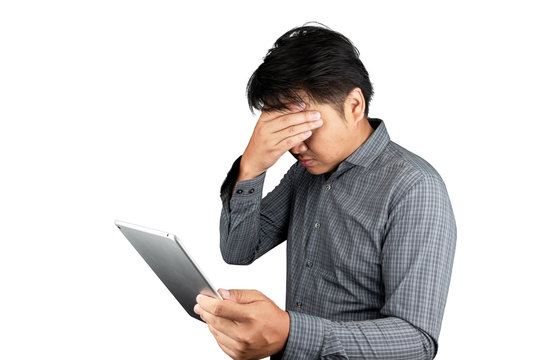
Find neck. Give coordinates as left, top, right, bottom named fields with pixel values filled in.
left=354, top=117, right=374, bottom=149
left=328, top=118, right=375, bottom=176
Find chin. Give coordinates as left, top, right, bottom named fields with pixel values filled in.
left=305, top=166, right=326, bottom=175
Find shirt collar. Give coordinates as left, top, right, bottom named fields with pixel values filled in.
left=342, top=118, right=390, bottom=169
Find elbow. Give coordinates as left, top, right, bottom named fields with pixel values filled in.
left=221, top=253, right=255, bottom=265
left=418, top=330, right=437, bottom=360
left=220, top=247, right=255, bottom=265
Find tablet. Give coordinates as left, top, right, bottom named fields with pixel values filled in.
left=115, top=220, right=222, bottom=322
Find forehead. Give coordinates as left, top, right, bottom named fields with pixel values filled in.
left=263, top=91, right=320, bottom=111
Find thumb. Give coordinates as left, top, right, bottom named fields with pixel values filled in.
left=219, top=289, right=267, bottom=304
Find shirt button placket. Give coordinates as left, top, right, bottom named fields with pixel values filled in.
left=303, top=186, right=324, bottom=313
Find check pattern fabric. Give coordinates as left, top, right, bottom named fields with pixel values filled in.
left=219, top=119, right=457, bottom=359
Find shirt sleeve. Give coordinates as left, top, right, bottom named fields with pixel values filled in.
left=279, top=175, right=457, bottom=360
left=219, top=155, right=298, bottom=265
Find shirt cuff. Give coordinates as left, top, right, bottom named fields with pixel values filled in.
left=281, top=311, right=325, bottom=360
left=230, top=172, right=265, bottom=201
left=220, top=155, right=243, bottom=203
left=220, top=155, right=266, bottom=205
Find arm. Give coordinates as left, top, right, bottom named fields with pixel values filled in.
left=218, top=102, right=322, bottom=265
left=219, top=155, right=299, bottom=265
left=281, top=175, right=457, bottom=359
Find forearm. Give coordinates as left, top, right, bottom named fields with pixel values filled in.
left=220, top=173, right=266, bottom=265
left=219, top=156, right=296, bottom=265
left=282, top=313, right=435, bottom=360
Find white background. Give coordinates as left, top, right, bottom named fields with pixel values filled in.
left=1, top=1, right=538, bottom=359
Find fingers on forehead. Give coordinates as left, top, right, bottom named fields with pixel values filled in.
left=277, top=110, right=317, bottom=126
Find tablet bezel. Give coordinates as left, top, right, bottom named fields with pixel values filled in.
left=115, top=220, right=222, bottom=322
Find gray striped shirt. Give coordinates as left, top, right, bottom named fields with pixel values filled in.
left=219, top=118, right=456, bottom=359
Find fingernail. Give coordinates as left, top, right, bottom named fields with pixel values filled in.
left=194, top=304, right=200, bottom=314
left=313, top=119, right=323, bottom=126
left=309, top=112, right=320, bottom=120
left=196, top=294, right=202, bottom=303
left=220, top=288, right=230, bottom=299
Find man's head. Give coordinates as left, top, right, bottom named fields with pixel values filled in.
left=246, top=24, right=374, bottom=119
left=246, top=24, right=375, bottom=175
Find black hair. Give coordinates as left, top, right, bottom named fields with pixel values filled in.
left=246, top=23, right=374, bottom=118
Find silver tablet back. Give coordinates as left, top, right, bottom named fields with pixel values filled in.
left=115, top=220, right=221, bottom=321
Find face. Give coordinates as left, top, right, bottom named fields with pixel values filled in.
left=288, top=98, right=367, bottom=175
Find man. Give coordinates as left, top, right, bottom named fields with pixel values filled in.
left=194, top=24, right=456, bottom=360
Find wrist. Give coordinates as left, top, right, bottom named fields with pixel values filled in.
left=276, top=310, right=290, bottom=354
left=237, top=156, right=264, bottom=181
left=237, top=170, right=263, bottom=182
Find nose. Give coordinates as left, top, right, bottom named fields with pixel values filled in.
left=290, top=142, right=307, bottom=155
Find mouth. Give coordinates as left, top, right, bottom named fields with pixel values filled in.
left=290, top=152, right=316, bottom=166
left=299, top=158, right=315, bottom=166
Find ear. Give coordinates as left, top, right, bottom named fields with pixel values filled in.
left=345, top=87, right=366, bottom=125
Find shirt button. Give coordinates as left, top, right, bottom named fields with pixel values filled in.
left=249, top=188, right=255, bottom=193
left=236, top=189, right=243, bottom=194
left=306, top=260, right=313, bottom=268
left=325, top=184, right=331, bottom=191
left=296, top=301, right=302, bottom=308
left=314, top=222, right=320, bottom=229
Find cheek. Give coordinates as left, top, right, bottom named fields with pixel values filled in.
left=308, top=129, right=345, bottom=162
left=308, top=127, right=331, bottom=149
left=305, top=131, right=329, bottom=160
left=305, top=130, right=320, bottom=150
